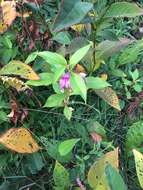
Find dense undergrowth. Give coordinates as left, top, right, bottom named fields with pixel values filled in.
left=1, top=0, right=143, bottom=190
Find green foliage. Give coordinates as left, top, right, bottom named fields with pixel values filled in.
left=105, top=164, right=127, bottom=190
left=53, top=161, right=70, bottom=189
left=126, top=121, right=143, bottom=154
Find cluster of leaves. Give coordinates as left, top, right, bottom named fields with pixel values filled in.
left=1, top=0, right=143, bottom=189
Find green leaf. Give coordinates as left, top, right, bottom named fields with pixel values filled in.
left=69, top=44, right=91, bottom=68
left=53, top=0, right=93, bottom=32
left=105, top=164, right=127, bottom=190
left=70, top=73, right=87, bottom=102
left=37, top=51, right=67, bottom=68
left=126, top=121, right=143, bottom=153
left=105, top=2, right=143, bottom=18
left=53, top=31, right=71, bottom=45
left=86, top=77, right=111, bottom=90
left=129, top=69, right=139, bottom=81
left=25, top=52, right=38, bottom=64
left=64, top=106, right=73, bottom=121
left=44, top=94, right=65, bottom=108
left=58, top=138, right=80, bottom=156
left=53, top=161, right=70, bottom=189
left=26, top=153, right=45, bottom=174
left=133, top=149, right=143, bottom=189
left=26, top=73, right=53, bottom=86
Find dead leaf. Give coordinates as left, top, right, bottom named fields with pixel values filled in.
left=0, top=127, right=40, bottom=153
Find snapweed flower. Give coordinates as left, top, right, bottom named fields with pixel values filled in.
left=59, top=72, right=71, bottom=91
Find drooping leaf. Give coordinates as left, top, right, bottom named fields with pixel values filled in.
left=86, top=77, right=111, bottom=90
left=53, top=161, right=70, bottom=189
left=95, top=87, right=121, bottom=111
left=70, top=72, right=87, bottom=102
left=88, top=148, right=119, bottom=190
left=0, top=1, right=17, bottom=34
left=126, top=121, right=143, bottom=153
left=53, top=0, right=93, bottom=32
left=0, top=128, right=40, bottom=153
left=69, top=44, right=91, bottom=68
left=105, top=164, right=127, bottom=190
left=133, top=149, right=143, bottom=189
left=44, top=94, right=65, bottom=108
left=0, top=60, right=39, bottom=80
left=105, top=2, right=143, bottom=18
left=58, top=138, right=80, bottom=156
left=96, top=38, right=132, bottom=60
left=26, top=73, right=53, bottom=86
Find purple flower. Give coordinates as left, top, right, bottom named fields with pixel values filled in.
left=59, top=72, right=71, bottom=91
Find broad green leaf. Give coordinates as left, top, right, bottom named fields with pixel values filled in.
left=126, top=121, right=143, bottom=153
left=53, top=0, right=93, bottom=32
left=64, top=106, right=73, bottom=121
left=53, top=66, right=65, bottom=83
left=95, top=87, right=121, bottom=111
left=0, top=60, right=39, bottom=80
left=70, top=73, right=87, bottom=102
left=88, top=148, right=119, bottom=190
left=44, top=94, right=65, bottom=108
left=37, top=51, right=67, bottom=68
left=86, top=77, right=111, bottom=90
left=69, top=44, right=91, bottom=68
left=26, top=73, right=53, bottom=86
left=105, top=2, right=143, bottom=18
left=105, top=164, right=127, bottom=190
left=58, top=138, right=80, bottom=156
left=53, top=161, right=70, bottom=189
left=133, top=149, right=143, bottom=189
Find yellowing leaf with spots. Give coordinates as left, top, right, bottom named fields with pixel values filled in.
left=0, top=76, right=30, bottom=91
left=71, top=24, right=85, bottom=32
left=88, top=148, right=119, bottom=190
left=0, top=1, right=17, bottom=34
left=0, top=128, right=40, bottom=153
left=0, top=60, right=39, bottom=80
left=133, top=149, right=143, bottom=188
left=95, top=87, right=121, bottom=111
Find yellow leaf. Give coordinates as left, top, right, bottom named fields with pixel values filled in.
left=95, top=87, right=121, bottom=111
left=100, top=73, right=108, bottom=81
left=133, top=149, right=143, bottom=189
left=88, top=148, right=119, bottom=190
left=71, top=24, right=85, bottom=32
left=0, top=1, right=17, bottom=33
left=0, top=128, right=40, bottom=153
left=0, top=60, right=40, bottom=80
left=0, top=76, right=30, bottom=91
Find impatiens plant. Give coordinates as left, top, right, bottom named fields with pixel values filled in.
left=26, top=43, right=111, bottom=120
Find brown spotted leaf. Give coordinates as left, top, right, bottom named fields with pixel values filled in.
left=95, top=87, right=121, bottom=111
left=0, top=1, right=17, bottom=34
left=0, top=128, right=40, bottom=153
